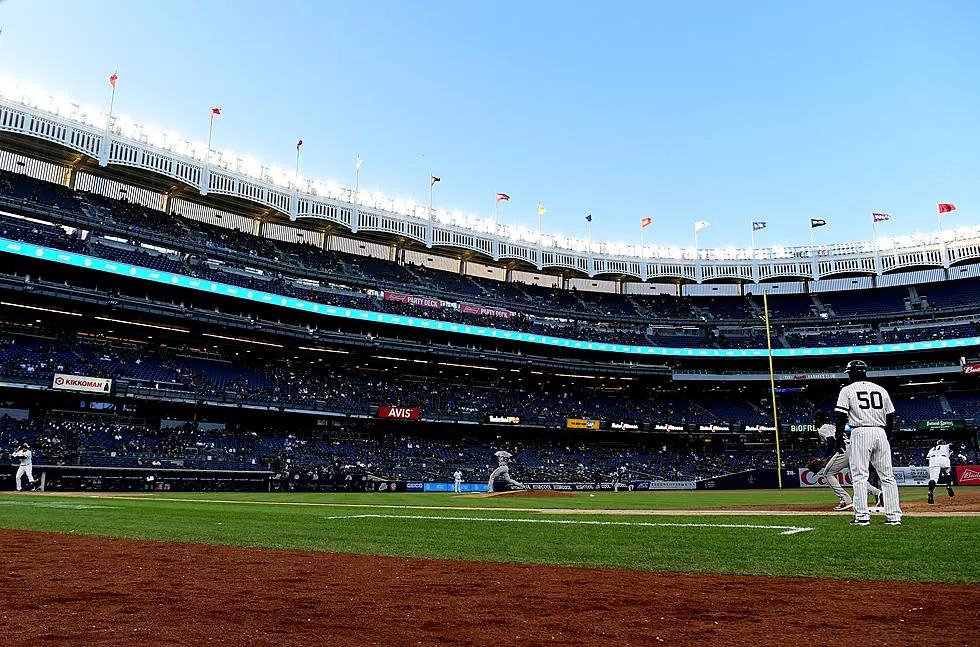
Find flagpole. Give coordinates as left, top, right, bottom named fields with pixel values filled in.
left=354, top=156, right=361, bottom=205
left=538, top=203, right=542, bottom=239
left=106, top=73, right=117, bottom=133
left=938, top=204, right=948, bottom=268
left=295, top=144, right=301, bottom=182
left=641, top=222, right=645, bottom=249
left=588, top=213, right=593, bottom=251
left=429, top=172, right=433, bottom=215
left=206, top=113, right=215, bottom=166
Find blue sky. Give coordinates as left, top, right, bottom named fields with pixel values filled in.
left=0, top=0, right=977, bottom=250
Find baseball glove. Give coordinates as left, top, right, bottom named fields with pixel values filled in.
left=807, top=458, right=827, bottom=473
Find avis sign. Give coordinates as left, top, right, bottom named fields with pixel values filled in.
left=52, top=373, right=112, bottom=393
left=378, top=406, right=421, bottom=420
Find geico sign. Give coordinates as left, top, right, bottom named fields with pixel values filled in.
left=378, top=406, right=421, bottom=420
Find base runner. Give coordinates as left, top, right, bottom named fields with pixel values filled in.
left=926, top=441, right=955, bottom=504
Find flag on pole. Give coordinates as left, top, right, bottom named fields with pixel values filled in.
left=586, top=213, right=592, bottom=223
left=752, top=221, right=767, bottom=231
left=810, top=218, right=827, bottom=228
left=538, top=203, right=546, bottom=215
left=938, top=203, right=956, bottom=214
left=109, top=73, right=118, bottom=88
left=496, top=193, right=510, bottom=202
left=356, top=156, right=362, bottom=170
left=694, top=220, right=709, bottom=232
left=211, top=107, right=221, bottom=117
left=430, top=175, right=440, bottom=186
left=641, top=217, right=652, bottom=228
left=872, top=212, right=890, bottom=222
left=296, top=139, right=303, bottom=148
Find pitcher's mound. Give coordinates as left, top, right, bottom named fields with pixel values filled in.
left=486, top=489, right=576, bottom=498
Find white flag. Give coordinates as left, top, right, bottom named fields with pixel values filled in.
left=694, top=220, right=710, bottom=232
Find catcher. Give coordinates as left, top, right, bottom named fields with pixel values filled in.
left=812, top=411, right=882, bottom=511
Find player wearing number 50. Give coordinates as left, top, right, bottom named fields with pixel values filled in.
left=834, top=360, right=902, bottom=526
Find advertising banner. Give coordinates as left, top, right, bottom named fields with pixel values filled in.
left=378, top=406, right=421, bottom=420
left=917, top=420, right=965, bottom=431
left=955, top=466, right=980, bottom=485
left=798, top=466, right=933, bottom=487
left=383, top=291, right=442, bottom=309
left=653, top=423, right=685, bottom=432
left=52, top=373, right=112, bottom=393
left=698, top=424, right=731, bottom=432
left=962, top=364, right=980, bottom=375
left=459, top=303, right=512, bottom=319
left=566, top=418, right=601, bottom=430
left=488, top=415, right=521, bottom=424
left=610, top=422, right=640, bottom=431
left=632, top=480, right=697, bottom=491
left=422, top=482, right=488, bottom=492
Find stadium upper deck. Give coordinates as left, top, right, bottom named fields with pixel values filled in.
left=0, top=84, right=977, bottom=290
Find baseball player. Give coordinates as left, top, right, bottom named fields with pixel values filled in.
left=10, top=443, right=37, bottom=492
left=487, top=449, right=523, bottom=493
left=453, top=469, right=463, bottom=493
left=813, top=411, right=882, bottom=511
left=926, top=441, right=955, bottom=504
left=834, top=360, right=901, bottom=526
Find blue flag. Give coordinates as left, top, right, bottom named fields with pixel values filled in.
left=872, top=212, right=890, bottom=223
left=810, top=218, right=827, bottom=228
left=752, top=221, right=766, bottom=231
left=586, top=213, right=592, bottom=223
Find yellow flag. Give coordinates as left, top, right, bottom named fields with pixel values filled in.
left=538, top=203, right=546, bottom=215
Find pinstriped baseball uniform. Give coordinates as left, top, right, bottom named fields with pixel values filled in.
left=817, top=424, right=881, bottom=505
left=835, top=380, right=901, bottom=523
left=927, top=443, right=952, bottom=483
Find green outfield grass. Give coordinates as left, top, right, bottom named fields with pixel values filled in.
left=0, top=489, right=977, bottom=584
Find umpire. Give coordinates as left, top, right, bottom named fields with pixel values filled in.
left=834, top=360, right=902, bottom=526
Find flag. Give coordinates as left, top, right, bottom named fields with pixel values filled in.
left=109, top=73, right=118, bottom=88
left=430, top=175, right=440, bottom=186
left=538, top=203, right=546, bottom=215
left=810, top=218, right=827, bottom=228
left=641, top=217, right=652, bottom=228
left=938, top=203, right=956, bottom=214
left=586, top=213, right=592, bottom=223
left=694, top=220, right=709, bottom=232
left=872, top=212, right=890, bottom=222
left=356, top=156, right=362, bottom=170
left=752, top=221, right=766, bottom=231
left=296, top=139, right=303, bottom=148
left=496, top=193, right=510, bottom=202
left=211, top=107, right=221, bottom=116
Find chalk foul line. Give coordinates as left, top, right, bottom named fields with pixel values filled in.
left=325, top=514, right=814, bottom=535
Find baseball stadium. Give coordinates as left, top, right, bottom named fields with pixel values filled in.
left=2, top=3, right=980, bottom=645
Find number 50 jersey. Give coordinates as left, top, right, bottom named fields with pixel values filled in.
left=835, top=380, right=895, bottom=428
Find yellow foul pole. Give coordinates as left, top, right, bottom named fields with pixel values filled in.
left=763, top=290, right=783, bottom=488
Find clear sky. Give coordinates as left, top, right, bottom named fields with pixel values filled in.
left=0, top=0, right=977, bottom=251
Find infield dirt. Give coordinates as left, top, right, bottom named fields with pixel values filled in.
left=0, top=528, right=977, bottom=647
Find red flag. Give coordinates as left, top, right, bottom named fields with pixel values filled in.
left=496, top=193, right=510, bottom=202
left=211, top=107, right=221, bottom=116
left=938, top=203, right=956, bottom=214
left=641, top=217, right=652, bottom=228
left=109, top=73, right=118, bottom=88
left=297, top=139, right=303, bottom=148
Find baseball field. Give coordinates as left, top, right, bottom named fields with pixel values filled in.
left=1, top=487, right=978, bottom=646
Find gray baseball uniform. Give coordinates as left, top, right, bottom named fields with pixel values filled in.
left=487, top=450, right=523, bottom=493
left=817, top=423, right=881, bottom=507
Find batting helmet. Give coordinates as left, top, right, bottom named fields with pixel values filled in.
left=845, top=360, right=868, bottom=379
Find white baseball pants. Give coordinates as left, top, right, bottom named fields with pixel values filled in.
left=15, top=465, right=35, bottom=491
left=824, top=451, right=881, bottom=504
left=849, top=427, right=901, bottom=522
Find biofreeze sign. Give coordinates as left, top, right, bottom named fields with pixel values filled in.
left=53, top=373, right=111, bottom=393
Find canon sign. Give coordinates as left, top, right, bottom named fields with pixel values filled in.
left=378, top=406, right=421, bottom=420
